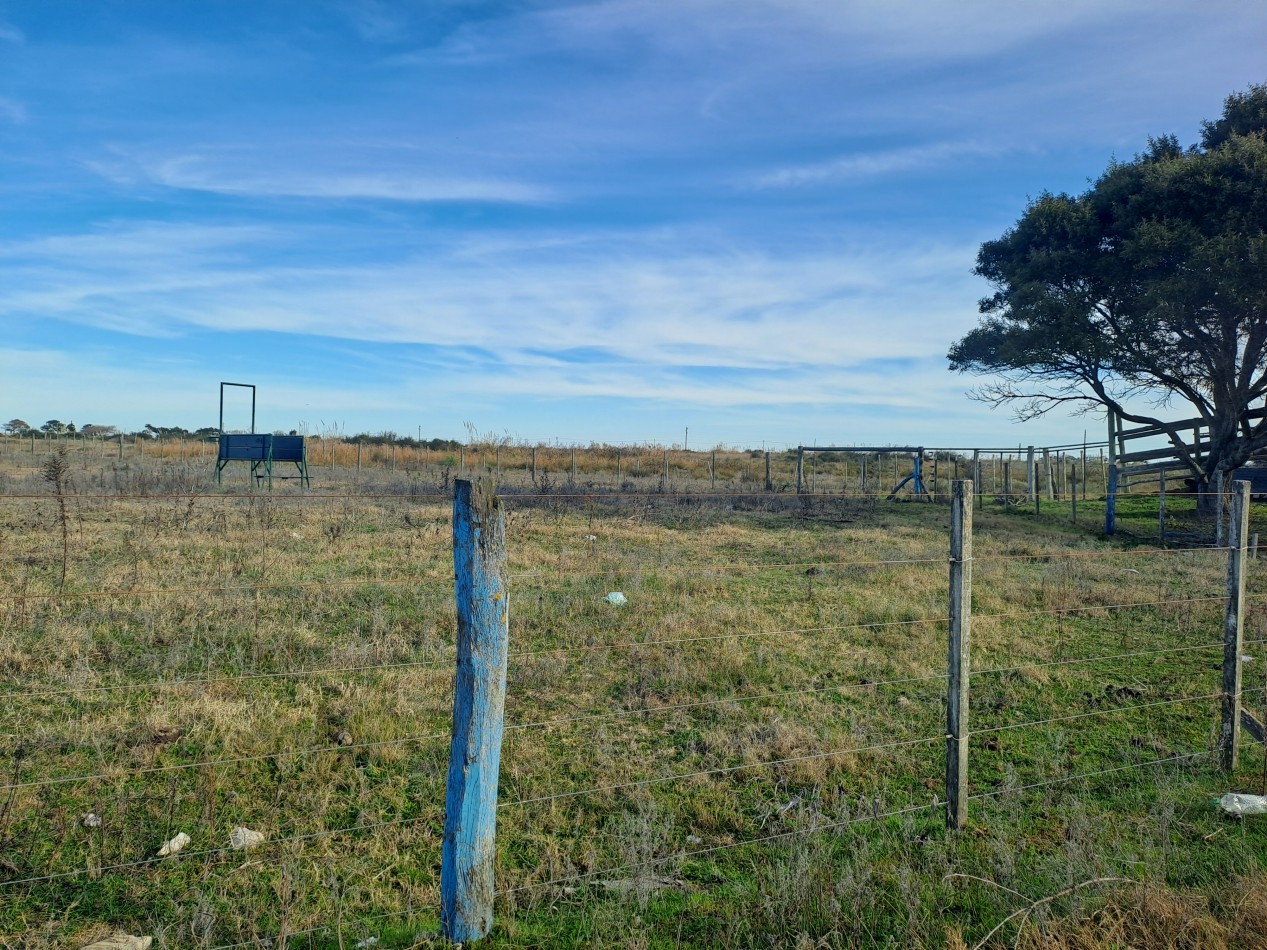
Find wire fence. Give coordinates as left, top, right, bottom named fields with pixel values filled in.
left=0, top=476, right=1263, bottom=947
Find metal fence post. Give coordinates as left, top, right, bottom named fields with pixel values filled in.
left=442, top=478, right=509, bottom=942
left=1220, top=480, right=1250, bottom=773
left=947, top=480, right=972, bottom=828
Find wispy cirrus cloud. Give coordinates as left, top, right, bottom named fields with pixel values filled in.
left=751, top=141, right=1005, bottom=188
left=0, top=220, right=982, bottom=376
left=85, top=148, right=553, bottom=204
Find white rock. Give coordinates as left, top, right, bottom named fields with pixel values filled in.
left=156, top=832, right=190, bottom=857
left=81, top=812, right=102, bottom=828
left=229, top=826, right=266, bottom=850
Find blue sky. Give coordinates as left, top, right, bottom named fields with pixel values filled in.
left=1, top=1, right=1265, bottom=448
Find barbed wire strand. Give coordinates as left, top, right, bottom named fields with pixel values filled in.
left=508, top=545, right=1232, bottom=582
left=496, top=799, right=943, bottom=898
left=10, top=655, right=455, bottom=702
left=0, top=808, right=446, bottom=890
left=0, top=574, right=451, bottom=603
left=0, top=729, right=453, bottom=793
left=972, top=641, right=1226, bottom=677
left=510, top=617, right=945, bottom=660
left=972, top=692, right=1222, bottom=736
left=516, top=595, right=1230, bottom=663
left=498, top=735, right=941, bottom=810
left=971, top=545, right=1229, bottom=564
left=505, top=672, right=950, bottom=735
left=967, top=750, right=1207, bottom=800
left=208, top=907, right=421, bottom=950
left=975, top=595, right=1226, bottom=623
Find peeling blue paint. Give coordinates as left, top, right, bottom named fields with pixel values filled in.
left=441, top=479, right=508, bottom=943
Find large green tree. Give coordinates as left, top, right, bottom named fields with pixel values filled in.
left=950, top=85, right=1267, bottom=499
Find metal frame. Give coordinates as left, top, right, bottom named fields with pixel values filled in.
left=796, top=445, right=928, bottom=498
left=214, top=382, right=309, bottom=489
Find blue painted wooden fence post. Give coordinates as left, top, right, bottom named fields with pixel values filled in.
left=442, top=478, right=509, bottom=943
left=1104, top=464, right=1118, bottom=536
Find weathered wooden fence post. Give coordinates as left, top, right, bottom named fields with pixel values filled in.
left=1104, top=464, right=1118, bottom=536
left=1215, top=470, right=1226, bottom=547
left=972, top=449, right=981, bottom=510
left=765, top=451, right=772, bottom=492
left=1070, top=466, right=1078, bottom=523
left=795, top=447, right=804, bottom=494
left=947, top=480, right=972, bottom=829
left=442, top=478, right=510, bottom=943
left=711, top=450, right=716, bottom=491
left=1025, top=445, right=1036, bottom=502
left=1220, top=480, right=1250, bottom=773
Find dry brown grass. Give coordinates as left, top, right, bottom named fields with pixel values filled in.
left=1000, top=873, right=1267, bottom=950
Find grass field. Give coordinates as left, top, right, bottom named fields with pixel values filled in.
left=2, top=447, right=1267, bottom=948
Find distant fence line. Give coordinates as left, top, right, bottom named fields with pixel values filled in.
left=2, top=432, right=1119, bottom=498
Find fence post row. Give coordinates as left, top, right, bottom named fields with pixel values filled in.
left=946, top=480, right=972, bottom=828
left=442, top=478, right=510, bottom=943
left=1220, top=480, right=1250, bottom=772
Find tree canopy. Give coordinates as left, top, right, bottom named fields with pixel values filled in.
left=950, top=84, right=1267, bottom=488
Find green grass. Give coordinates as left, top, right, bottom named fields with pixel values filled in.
left=1, top=458, right=1266, bottom=948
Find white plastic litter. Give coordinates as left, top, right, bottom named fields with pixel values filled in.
left=229, top=826, right=266, bottom=850
left=157, top=831, right=191, bottom=857
left=1216, top=793, right=1267, bottom=817
left=82, top=936, right=153, bottom=950
left=604, top=592, right=627, bottom=606
left=81, top=812, right=102, bottom=828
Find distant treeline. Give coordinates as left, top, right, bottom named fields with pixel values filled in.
left=2, top=418, right=462, bottom=449
left=339, top=433, right=463, bottom=450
